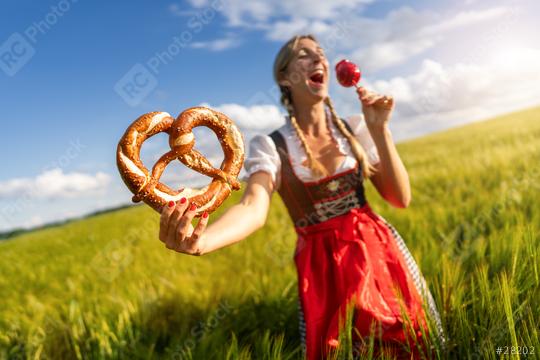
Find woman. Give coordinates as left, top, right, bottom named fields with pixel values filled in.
left=158, top=34, right=445, bottom=359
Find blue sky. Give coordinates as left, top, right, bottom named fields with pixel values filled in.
left=1, top=0, right=539, bottom=231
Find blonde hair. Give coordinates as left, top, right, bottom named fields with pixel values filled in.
left=273, top=34, right=375, bottom=179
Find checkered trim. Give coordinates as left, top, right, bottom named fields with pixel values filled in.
left=377, top=214, right=447, bottom=349
left=298, top=297, right=307, bottom=357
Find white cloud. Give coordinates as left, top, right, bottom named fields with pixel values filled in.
left=343, top=6, right=511, bottom=72
left=184, top=0, right=373, bottom=26
left=266, top=18, right=310, bottom=41
left=203, top=3, right=510, bottom=73
left=199, top=102, right=285, bottom=130
left=168, top=4, right=193, bottom=17
left=175, top=1, right=514, bottom=75
left=420, top=6, right=510, bottom=36
left=0, top=169, right=111, bottom=200
left=175, top=0, right=373, bottom=49
left=365, top=47, right=540, bottom=140
left=279, top=0, right=373, bottom=20
left=189, top=33, right=242, bottom=51
left=352, top=37, right=438, bottom=73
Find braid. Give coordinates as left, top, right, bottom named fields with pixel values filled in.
left=325, top=97, right=375, bottom=178
left=280, top=87, right=328, bottom=178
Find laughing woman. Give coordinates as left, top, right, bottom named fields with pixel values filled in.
left=159, top=34, right=446, bottom=359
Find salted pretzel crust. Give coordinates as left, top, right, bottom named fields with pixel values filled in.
left=116, top=107, right=244, bottom=216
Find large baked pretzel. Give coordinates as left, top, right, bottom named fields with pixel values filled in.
left=116, top=107, right=244, bottom=217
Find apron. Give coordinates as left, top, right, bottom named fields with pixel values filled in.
left=269, top=126, right=444, bottom=360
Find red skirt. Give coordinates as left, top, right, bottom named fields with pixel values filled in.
left=294, top=204, right=431, bottom=359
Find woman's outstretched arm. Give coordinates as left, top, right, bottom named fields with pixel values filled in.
left=158, top=170, right=274, bottom=255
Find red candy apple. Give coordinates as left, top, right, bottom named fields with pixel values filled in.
left=335, top=59, right=361, bottom=88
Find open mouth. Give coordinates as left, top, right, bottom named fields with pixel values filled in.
left=308, top=70, right=325, bottom=88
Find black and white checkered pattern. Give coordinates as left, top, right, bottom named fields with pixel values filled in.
left=298, top=297, right=307, bottom=357
left=377, top=214, right=447, bottom=349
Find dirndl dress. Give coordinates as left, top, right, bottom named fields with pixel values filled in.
left=265, top=124, right=445, bottom=360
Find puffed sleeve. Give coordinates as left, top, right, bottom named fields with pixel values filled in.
left=344, top=113, right=380, bottom=166
left=241, top=134, right=281, bottom=191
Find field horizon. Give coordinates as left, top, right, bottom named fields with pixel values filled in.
left=1, top=104, right=538, bottom=241
left=1, top=105, right=539, bottom=359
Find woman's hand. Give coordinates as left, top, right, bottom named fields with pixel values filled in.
left=159, top=197, right=209, bottom=256
left=357, top=87, right=395, bottom=132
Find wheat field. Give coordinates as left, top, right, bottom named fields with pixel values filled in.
left=1, top=106, right=539, bottom=359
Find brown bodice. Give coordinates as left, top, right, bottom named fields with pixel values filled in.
left=269, top=121, right=367, bottom=229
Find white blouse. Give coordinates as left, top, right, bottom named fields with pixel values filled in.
left=242, top=110, right=381, bottom=191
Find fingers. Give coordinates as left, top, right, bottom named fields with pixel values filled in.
left=374, top=95, right=394, bottom=109
left=358, top=87, right=377, bottom=104
left=366, top=94, right=385, bottom=106
left=165, top=197, right=189, bottom=249
left=191, top=211, right=209, bottom=242
left=357, top=86, right=393, bottom=108
left=159, top=197, right=209, bottom=256
left=182, top=211, right=210, bottom=256
left=174, top=202, right=198, bottom=245
left=357, top=86, right=370, bottom=102
left=159, top=200, right=177, bottom=243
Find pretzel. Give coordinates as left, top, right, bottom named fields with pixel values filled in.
left=116, top=107, right=244, bottom=217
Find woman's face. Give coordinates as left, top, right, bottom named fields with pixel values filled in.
left=282, top=38, right=329, bottom=103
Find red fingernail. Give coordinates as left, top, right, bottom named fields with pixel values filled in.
left=180, top=197, right=187, bottom=204
left=189, top=203, right=197, bottom=211
left=168, top=201, right=175, bottom=208
left=202, top=211, right=208, bottom=218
